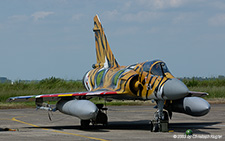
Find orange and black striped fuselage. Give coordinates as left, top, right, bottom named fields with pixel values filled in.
left=83, top=60, right=174, bottom=100
left=84, top=15, right=175, bottom=100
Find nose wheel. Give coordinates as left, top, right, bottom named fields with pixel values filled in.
left=151, top=100, right=169, bottom=132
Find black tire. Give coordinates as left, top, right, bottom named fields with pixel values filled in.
left=163, top=111, right=169, bottom=121
left=80, top=120, right=90, bottom=129
left=96, top=111, right=108, bottom=125
left=150, top=121, right=153, bottom=132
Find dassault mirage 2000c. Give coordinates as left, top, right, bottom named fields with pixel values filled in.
left=8, top=15, right=210, bottom=132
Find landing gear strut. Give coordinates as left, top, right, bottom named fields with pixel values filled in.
left=80, top=104, right=108, bottom=129
left=93, top=104, right=108, bottom=126
left=150, top=100, right=169, bottom=132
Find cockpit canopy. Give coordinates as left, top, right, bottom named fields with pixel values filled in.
left=143, top=60, right=170, bottom=76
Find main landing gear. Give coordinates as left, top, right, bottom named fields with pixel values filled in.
left=80, top=104, right=108, bottom=129
left=150, top=100, right=169, bottom=132
left=94, top=104, right=108, bottom=126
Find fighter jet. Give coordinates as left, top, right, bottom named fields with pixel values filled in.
left=8, top=15, right=210, bottom=132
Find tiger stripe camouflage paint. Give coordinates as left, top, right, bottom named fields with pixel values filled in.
left=8, top=15, right=210, bottom=122
left=93, top=15, right=119, bottom=68
left=84, top=61, right=174, bottom=100
left=83, top=15, right=175, bottom=100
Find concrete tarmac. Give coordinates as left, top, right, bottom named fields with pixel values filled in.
left=0, top=104, right=224, bottom=141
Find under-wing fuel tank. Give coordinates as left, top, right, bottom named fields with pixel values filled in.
left=56, top=99, right=98, bottom=120
left=169, top=97, right=210, bottom=116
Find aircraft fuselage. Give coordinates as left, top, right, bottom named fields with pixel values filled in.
left=83, top=60, right=177, bottom=100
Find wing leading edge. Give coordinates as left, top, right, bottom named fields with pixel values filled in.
left=7, top=91, right=120, bottom=102
left=188, top=91, right=208, bottom=97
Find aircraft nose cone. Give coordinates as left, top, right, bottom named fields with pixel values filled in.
left=163, top=78, right=189, bottom=100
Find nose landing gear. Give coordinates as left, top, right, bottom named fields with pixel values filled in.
left=150, top=100, right=169, bottom=132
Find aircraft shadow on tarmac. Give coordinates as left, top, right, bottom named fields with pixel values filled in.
left=169, top=122, right=221, bottom=134
left=25, top=120, right=221, bottom=133
left=25, top=120, right=150, bottom=132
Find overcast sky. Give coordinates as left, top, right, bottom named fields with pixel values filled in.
left=0, top=0, right=225, bottom=80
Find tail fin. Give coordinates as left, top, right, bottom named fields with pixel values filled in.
left=93, top=15, right=119, bottom=68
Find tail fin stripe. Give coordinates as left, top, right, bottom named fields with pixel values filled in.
left=93, top=15, right=119, bottom=68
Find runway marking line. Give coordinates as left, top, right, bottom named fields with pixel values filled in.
left=11, top=117, right=109, bottom=141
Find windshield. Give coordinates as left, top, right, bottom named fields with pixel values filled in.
left=150, top=62, right=170, bottom=76
left=150, top=63, right=163, bottom=76
left=142, top=61, right=171, bottom=76
left=161, top=62, right=170, bottom=73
